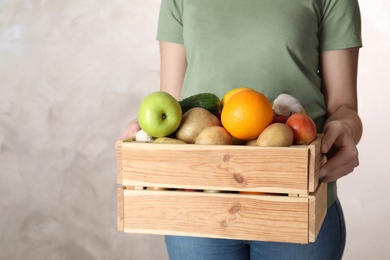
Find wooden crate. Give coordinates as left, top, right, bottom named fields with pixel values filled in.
left=116, top=136, right=327, bottom=244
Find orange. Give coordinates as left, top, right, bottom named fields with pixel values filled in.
left=221, top=87, right=252, bottom=108
left=221, top=89, right=273, bottom=140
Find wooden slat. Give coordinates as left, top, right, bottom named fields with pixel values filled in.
left=308, top=135, right=323, bottom=192
left=122, top=189, right=310, bottom=244
left=120, top=143, right=311, bottom=194
left=117, top=187, right=124, bottom=231
left=308, top=182, right=327, bottom=242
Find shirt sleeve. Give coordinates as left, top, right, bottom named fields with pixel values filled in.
left=156, top=0, right=184, bottom=44
left=319, top=0, right=362, bottom=52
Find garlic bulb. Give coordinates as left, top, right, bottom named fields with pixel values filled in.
left=135, top=129, right=155, bottom=143
left=272, top=93, right=304, bottom=116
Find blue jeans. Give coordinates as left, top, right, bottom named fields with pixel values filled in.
left=165, top=199, right=346, bottom=260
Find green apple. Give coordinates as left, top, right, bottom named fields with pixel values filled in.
left=137, top=91, right=182, bottom=138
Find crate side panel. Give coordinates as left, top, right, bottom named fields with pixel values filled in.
left=308, top=182, right=327, bottom=242
left=308, top=136, right=323, bottom=192
left=118, top=187, right=124, bottom=231
left=121, top=143, right=309, bottom=193
left=123, top=190, right=309, bottom=244
left=116, top=141, right=123, bottom=184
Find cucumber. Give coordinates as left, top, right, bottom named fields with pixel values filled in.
left=179, top=93, right=221, bottom=115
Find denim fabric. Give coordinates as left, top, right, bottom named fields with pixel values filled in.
left=165, top=199, right=346, bottom=260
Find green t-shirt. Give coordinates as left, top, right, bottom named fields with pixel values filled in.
left=156, top=0, right=362, bottom=207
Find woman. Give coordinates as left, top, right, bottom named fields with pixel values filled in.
left=118, top=0, right=363, bottom=259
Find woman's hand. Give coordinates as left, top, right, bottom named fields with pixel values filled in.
left=319, top=119, right=360, bottom=183
left=115, top=118, right=140, bottom=149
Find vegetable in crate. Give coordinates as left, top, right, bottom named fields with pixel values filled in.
left=179, top=93, right=221, bottom=115
left=272, top=93, right=305, bottom=116
left=154, top=137, right=187, bottom=144
left=175, top=107, right=221, bottom=144
left=135, top=129, right=155, bottom=142
left=271, top=93, right=306, bottom=124
left=195, top=126, right=233, bottom=145
left=256, top=123, right=294, bottom=147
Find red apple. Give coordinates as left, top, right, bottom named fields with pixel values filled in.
left=285, top=113, right=317, bottom=145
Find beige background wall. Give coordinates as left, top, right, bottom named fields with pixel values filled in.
left=0, top=1, right=389, bottom=260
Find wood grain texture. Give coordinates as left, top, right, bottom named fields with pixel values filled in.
left=117, top=187, right=124, bottom=232
left=122, top=189, right=311, bottom=244
left=308, top=135, right=323, bottom=192
left=119, top=141, right=318, bottom=194
left=308, top=182, right=327, bottom=242
left=117, top=137, right=327, bottom=243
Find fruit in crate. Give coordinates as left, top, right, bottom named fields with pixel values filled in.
left=221, top=87, right=252, bottom=108
left=195, top=126, right=233, bottom=145
left=179, top=93, right=221, bottom=115
left=256, top=123, right=294, bottom=147
left=286, top=113, right=317, bottom=145
left=137, top=91, right=182, bottom=138
left=221, top=89, right=273, bottom=140
left=175, top=107, right=221, bottom=144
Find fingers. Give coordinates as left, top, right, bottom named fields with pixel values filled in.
left=119, top=123, right=141, bottom=140
left=320, top=144, right=359, bottom=182
left=320, top=159, right=359, bottom=182
left=115, top=118, right=140, bottom=150
left=319, top=120, right=359, bottom=182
